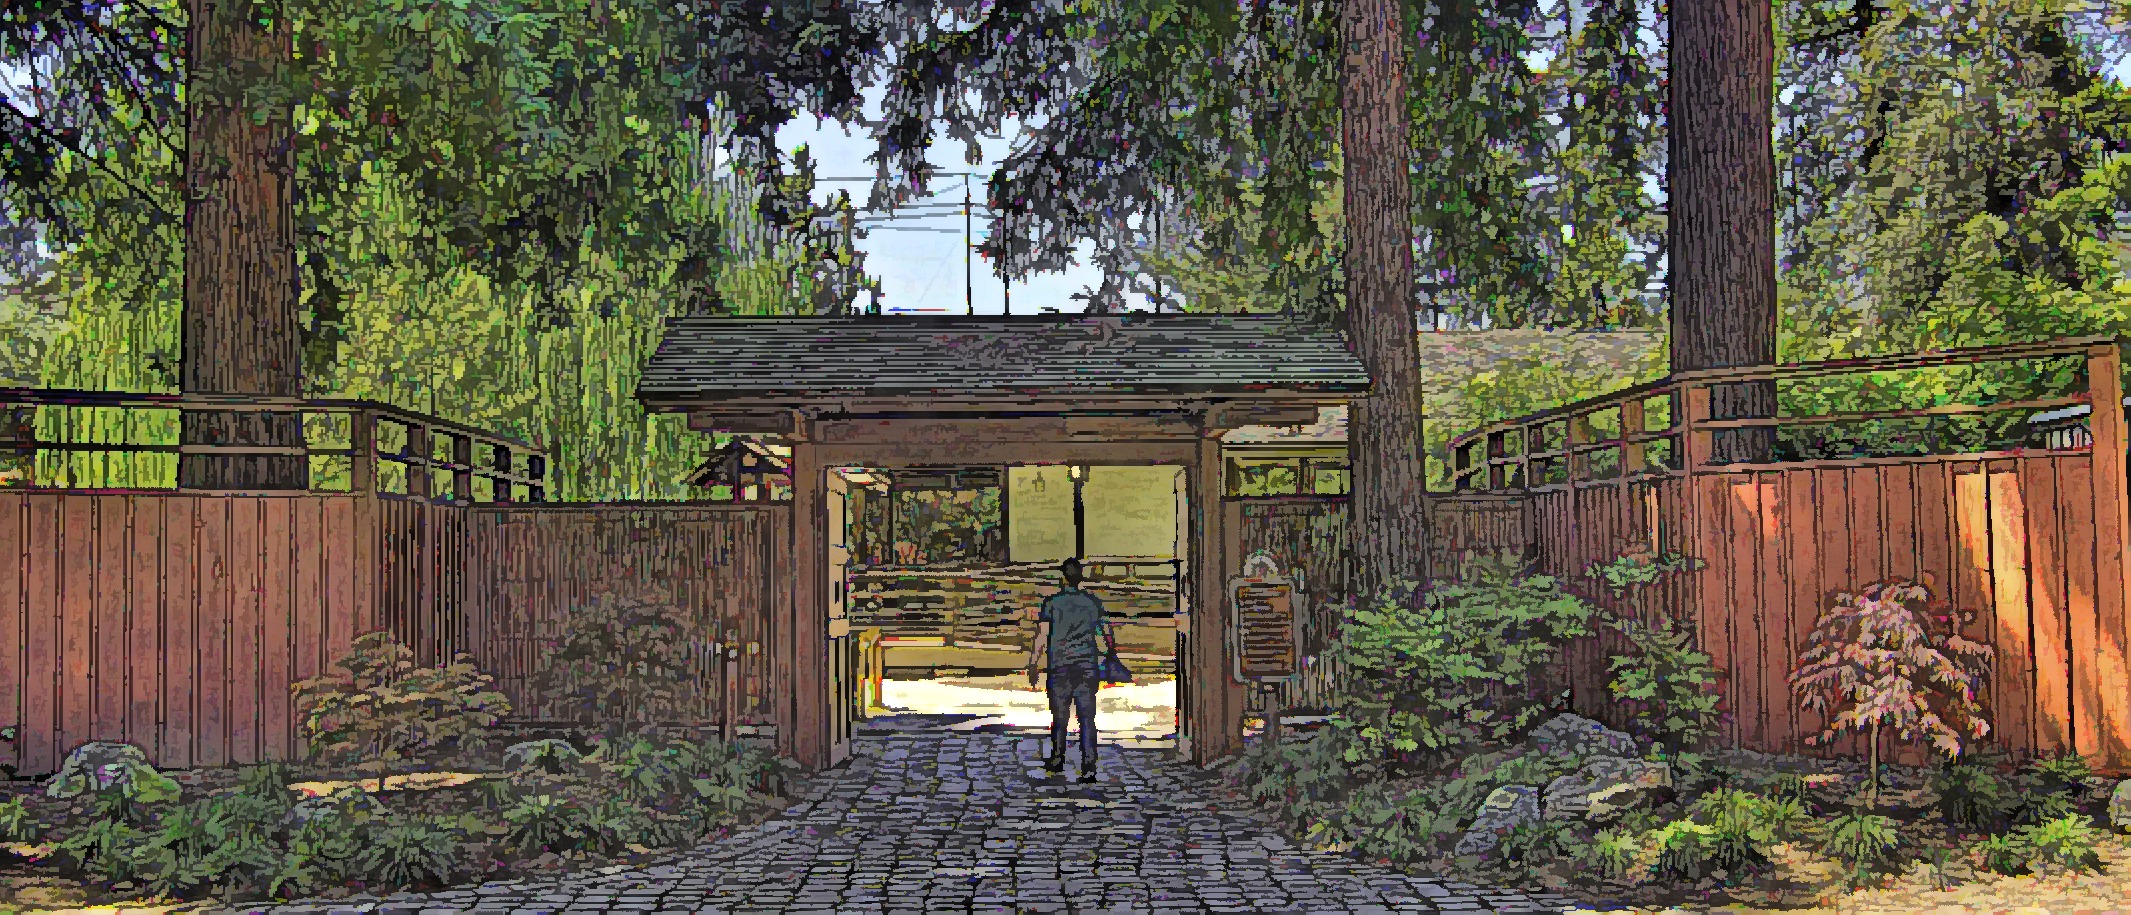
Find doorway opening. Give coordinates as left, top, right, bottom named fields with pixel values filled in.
left=829, top=462, right=1182, bottom=748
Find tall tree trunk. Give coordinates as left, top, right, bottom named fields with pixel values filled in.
left=1340, top=0, right=1430, bottom=601
left=180, top=0, right=307, bottom=490
left=1668, top=0, right=1777, bottom=464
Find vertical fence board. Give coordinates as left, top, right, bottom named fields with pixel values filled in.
left=1724, top=477, right=1762, bottom=750
left=1781, top=471, right=1820, bottom=753
left=91, top=497, right=127, bottom=743
left=0, top=496, right=22, bottom=775
left=1988, top=464, right=2036, bottom=757
left=2060, top=459, right=2102, bottom=758
left=58, top=496, right=92, bottom=760
left=125, top=498, right=163, bottom=758
left=1755, top=476, right=1790, bottom=754
left=195, top=497, right=230, bottom=768
left=262, top=498, right=294, bottom=759
left=161, top=497, right=197, bottom=770
left=22, top=496, right=58, bottom=776
left=2022, top=458, right=2073, bottom=754
left=230, top=499, right=265, bottom=764
left=293, top=499, right=325, bottom=688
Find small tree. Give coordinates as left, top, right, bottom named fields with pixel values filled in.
left=1791, top=578, right=1992, bottom=805
left=1586, top=547, right=1723, bottom=756
left=292, top=632, right=511, bottom=791
left=529, top=592, right=706, bottom=743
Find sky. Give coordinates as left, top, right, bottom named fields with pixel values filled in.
left=776, top=87, right=1138, bottom=316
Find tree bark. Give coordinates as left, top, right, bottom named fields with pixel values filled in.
left=180, top=0, right=307, bottom=490
left=1668, top=0, right=1778, bottom=465
left=1340, top=0, right=1430, bottom=601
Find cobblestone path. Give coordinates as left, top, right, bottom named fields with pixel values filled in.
left=240, top=733, right=1575, bottom=914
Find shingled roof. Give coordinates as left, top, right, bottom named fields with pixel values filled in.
left=636, top=314, right=1370, bottom=406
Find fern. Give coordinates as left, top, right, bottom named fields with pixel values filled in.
left=2015, top=815, right=2104, bottom=873
left=1929, top=760, right=2010, bottom=828
left=1822, top=809, right=1903, bottom=880
left=1580, top=828, right=1643, bottom=882
left=1975, top=833, right=2030, bottom=876
left=357, top=816, right=464, bottom=888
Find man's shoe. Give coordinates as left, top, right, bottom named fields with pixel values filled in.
left=1077, top=766, right=1097, bottom=783
left=1043, top=755, right=1065, bottom=773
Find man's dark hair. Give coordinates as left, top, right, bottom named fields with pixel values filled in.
left=1060, top=557, right=1084, bottom=587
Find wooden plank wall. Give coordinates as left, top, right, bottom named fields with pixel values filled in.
left=0, top=494, right=789, bottom=777
left=1530, top=456, right=2130, bottom=770
left=464, top=505, right=785, bottom=728
left=0, top=492, right=380, bottom=775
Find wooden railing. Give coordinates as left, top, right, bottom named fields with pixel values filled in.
left=1447, top=337, right=2121, bottom=490
left=0, top=389, right=546, bottom=501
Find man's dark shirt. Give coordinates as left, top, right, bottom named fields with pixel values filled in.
left=1039, top=588, right=1105, bottom=669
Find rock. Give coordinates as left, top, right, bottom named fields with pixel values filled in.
left=505, top=738, right=585, bottom=775
left=2110, top=779, right=2131, bottom=832
left=1527, top=713, right=1638, bottom=759
left=44, top=741, right=162, bottom=799
left=1544, top=757, right=1673, bottom=823
left=1454, top=786, right=1542, bottom=857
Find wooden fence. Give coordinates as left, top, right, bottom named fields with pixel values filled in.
left=1447, top=337, right=2131, bottom=771
left=0, top=492, right=785, bottom=776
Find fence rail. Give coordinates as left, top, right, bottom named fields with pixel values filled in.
left=1447, top=337, right=2117, bottom=491
left=0, top=389, right=547, bottom=502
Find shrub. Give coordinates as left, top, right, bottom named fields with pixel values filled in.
left=1650, top=820, right=1715, bottom=881
left=356, top=816, right=464, bottom=888
left=1336, top=781, right=1436, bottom=864
left=56, top=816, right=147, bottom=883
left=597, top=738, right=687, bottom=805
left=1791, top=578, right=1993, bottom=804
left=1333, top=552, right=1594, bottom=764
left=1605, top=612, right=1723, bottom=756
left=292, top=632, right=512, bottom=791
left=1821, top=809, right=1903, bottom=883
left=1975, top=833, right=2030, bottom=876
left=529, top=593, right=708, bottom=743
left=1579, top=828, right=1643, bottom=882
left=269, top=813, right=363, bottom=899
left=131, top=793, right=284, bottom=899
left=677, top=736, right=775, bottom=819
left=502, top=794, right=589, bottom=855
left=504, top=738, right=586, bottom=778
left=0, top=796, right=39, bottom=843
left=1499, top=817, right=1580, bottom=867
left=2015, top=814, right=2104, bottom=873
left=1690, top=788, right=1777, bottom=875
left=2010, top=752, right=2092, bottom=825
left=1929, top=760, right=2011, bottom=829
left=236, top=761, right=297, bottom=806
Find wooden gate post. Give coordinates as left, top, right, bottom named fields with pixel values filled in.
left=2084, top=342, right=2131, bottom=764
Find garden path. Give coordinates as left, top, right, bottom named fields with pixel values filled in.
left=237, top=727, right=1575, bottom=915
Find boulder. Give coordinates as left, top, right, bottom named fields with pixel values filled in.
left=1527, top=713, right=1638, bottom=759
left=504, top=738, right=585, bottom=775
left=1545, top=757, right=1673, bottom=823
left=44, top=741, right=158, bottom=799
left=2110, top=779, right=2131, bottom=833
left=1454, top=785, right=1542, bottom=857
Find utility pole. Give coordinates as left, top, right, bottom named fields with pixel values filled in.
left=964, top=176, right=974, bottom=316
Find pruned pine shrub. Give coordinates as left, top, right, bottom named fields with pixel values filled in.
left=292, top=631, right=511, bottom=790
left=529, top=592, right=708, bottom=743
left=1334, top=552, right=1594, bottom=765
left=1791, top=578, right=1992, bottom=804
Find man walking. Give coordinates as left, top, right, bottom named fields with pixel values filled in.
left=1029, top=557, right=1105, bottom=782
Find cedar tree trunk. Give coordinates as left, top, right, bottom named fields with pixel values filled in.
left=180, top=0, right=307, bottom=490
left=1340, top=0, right=1430, bottom=600
left=1668, top=0, right=1778, bottom=464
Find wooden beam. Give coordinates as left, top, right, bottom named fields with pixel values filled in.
left=1206, top=403, right=1323, bottom=430
left=783, top=414, right=829, bottom=769
left=1189, top=429, right=1242, bottom=764
left=688, top=411, right=796, bottom=435
left=815, top=441, right=1195, bottom=468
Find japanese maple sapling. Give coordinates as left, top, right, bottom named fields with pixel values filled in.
left=1790, top=578, right=1992, bottom=805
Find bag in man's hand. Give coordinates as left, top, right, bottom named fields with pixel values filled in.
left=1098, top=625, right=1133, bottom=684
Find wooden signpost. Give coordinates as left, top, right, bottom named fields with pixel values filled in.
left=1230, top=552, right=1301, bottom=746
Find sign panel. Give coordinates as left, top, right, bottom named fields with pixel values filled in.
left=1229, top=553, right=1301, bottom=682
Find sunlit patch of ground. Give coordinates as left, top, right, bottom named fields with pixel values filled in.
left=876, top=675, right=1177, bottom=737
left=285, top=771, right=490, bottom=798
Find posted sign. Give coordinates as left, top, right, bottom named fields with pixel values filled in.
left=1230, top=554, right=1301, bottom=682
